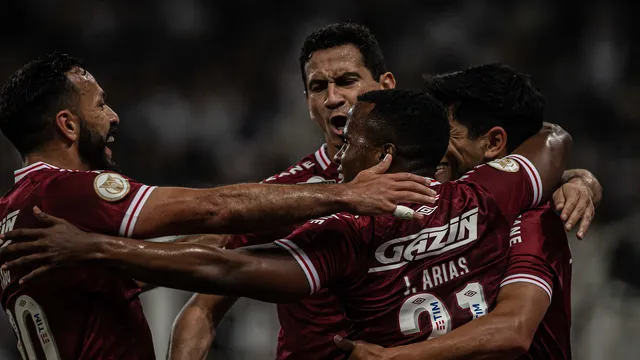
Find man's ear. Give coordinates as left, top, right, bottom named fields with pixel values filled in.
left=483, top=126, right=508, bottom=159
left=379, top=72, right=396, bottom=90
left=54, top=110, right=80, bottom=142
left=381, top=143, right=396, bottom=160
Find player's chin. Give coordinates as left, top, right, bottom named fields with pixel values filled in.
left=435, top=167, right=451, bottom=183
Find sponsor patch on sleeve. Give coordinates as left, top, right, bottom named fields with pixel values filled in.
left=94, top=173, right=131, bottom=202
left=487, top=158, right=520, bottom=173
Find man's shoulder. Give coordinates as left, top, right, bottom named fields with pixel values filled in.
left=518, top=203, right=564, bottom=231
left=287, top=212, right=371, bottom=241
left=263, top=147, right=339, bottom=185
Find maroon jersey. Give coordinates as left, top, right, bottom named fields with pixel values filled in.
left=0, top=162, right=156, bottom=360
left=276, top=154, right=543, bottom=351
left=503, top=205, right=572, bottom=359
left=227, top=145, right=346, bottom=360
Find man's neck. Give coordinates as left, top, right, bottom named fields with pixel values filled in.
left=325, top=143, right=338, bottom=164
left=24, top=149, right=89, bottom=171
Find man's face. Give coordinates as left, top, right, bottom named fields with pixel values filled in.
left=305, top=44, right=387, bottom=158
left=334, top=102, right=383, bottom=182
left=435, top=114, right=486, bottom=183
left=67, top=68, right=120, bottom=171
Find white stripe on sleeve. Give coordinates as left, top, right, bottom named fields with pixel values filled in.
left=274, top=239, right=321, bottom=294
left=507, top=154, right=543, bottom=208
left=500, top=273, right=552, bottom=302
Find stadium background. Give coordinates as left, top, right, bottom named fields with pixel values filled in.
left=0, top=0, right=638, bottom=359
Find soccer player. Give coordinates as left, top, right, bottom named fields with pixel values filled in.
left=332, top=65, right=603, bottom=360
left=169, top=22, right=397, bottom=360
left=170, top=26, right=600, bottom=360
left=0, top=53, right=434, bottom=359
left=1, top=89, right=572, bottom=356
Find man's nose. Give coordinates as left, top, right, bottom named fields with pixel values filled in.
left=324, top=83, right=346, bottom=110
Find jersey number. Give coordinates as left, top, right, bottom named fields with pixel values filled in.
left=6, top=295, right=60, bottom=360
left=399, top=282, right=488, bottom=337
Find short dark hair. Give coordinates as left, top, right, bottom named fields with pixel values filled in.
left=358, top=89, right=449, bottom=170
left=299, top=22, right=387, bottom=93
left=423, top=64, right=545, bottom=152
left=0, top=52, right=84, bottom=156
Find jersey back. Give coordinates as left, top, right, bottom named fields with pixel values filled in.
left=279, top=155, right=543, bottom=350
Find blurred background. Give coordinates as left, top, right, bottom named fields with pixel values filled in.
left=0, top=0, right=638, bottom=359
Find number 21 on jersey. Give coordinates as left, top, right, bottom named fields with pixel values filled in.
left=6, top=295, right=60, bottom=360
left=399, top=282, right=488, bottom=337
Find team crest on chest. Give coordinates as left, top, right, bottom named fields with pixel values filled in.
left=487, top=158, right=519, bottom=172
left=94, top=173, right=130, bottom=202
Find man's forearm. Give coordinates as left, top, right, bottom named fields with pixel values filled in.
left=92, top=236, right=307, bottom=302
left=168, top=296, right=216, bottom=360
left=562, top=169, right=602, bottom=207
left=379, top=284, right=548, bottom=360
left=142, top=183, right=353, bottom=237
left=169, top=294, right=238, bottom=360
left=388, top=313, right=528, bottom=360
left=200, top=183, right=352, bottom=233
left=94, top=235, right=244, bottom=294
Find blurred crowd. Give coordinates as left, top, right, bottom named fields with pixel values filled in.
left=0, top=0, right=638, bottom=359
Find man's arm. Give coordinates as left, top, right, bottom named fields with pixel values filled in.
left=100, top=240, right=312, bottom=301
left=168, top=294, right=237, bottom=360
left=131, top=155, right=433, bottom=238
left=0, top=210, right=362, bottom=301
left=135, top=234, right=230, bottom=292
left=561, top=169, right=602, bottom=208
left=552, top=169, right=602, bottom=239
left=510, top=123, right=572, bottom=201
left=464, top=123, right=571, bottom=226
left=337, top=283, right=548, bottom=360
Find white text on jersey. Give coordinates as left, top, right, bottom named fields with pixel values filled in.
left=370, top=208, right=478, bottom=273
left=264, top=161, right=315, bottom=182
left=0, top=210, right=19, bottom=290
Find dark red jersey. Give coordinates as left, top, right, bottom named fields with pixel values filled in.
left=227, top=145, right=348, bottom=360
left=503, top=205, right=572, bottom=359
left=0, top=162, right=156, bottom=360
left=276, top=155, right=543, bottom=353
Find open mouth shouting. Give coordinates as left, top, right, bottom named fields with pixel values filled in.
left=329, top=115, right=348, bottom=136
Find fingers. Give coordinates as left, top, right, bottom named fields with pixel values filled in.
left=576, top=205, right=595, bottom=240
left=19, top=265, right=55, bottom=285
left=2, top=253, right=50, bottom=271
left=564, top=196, right=589, bottom=232
left=33, top=206, right=67, bottom=226
left=0, top=241, right=46, bottom=261
left=393, top=205, right=423, bottom=220
left=552, top=188, right=566, bottom=212
left=560, top=190, right=579, bottom=225
left=334, top=335, right=356, bottom=352
left=393, top=192, right=435, bottom=208
left=367, top=154, right=392, bottom=174
left=390, top=181, right=437, bottom=204
left=387, top=172, right=432, bottom=185
left=0, top=228, right=47, bottom=241
left=391, top=181, right=437, bottom=199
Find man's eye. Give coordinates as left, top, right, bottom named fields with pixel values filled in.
left=309, top=83, right=326, bottom=92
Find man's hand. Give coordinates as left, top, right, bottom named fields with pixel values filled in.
left=552, top=181, right=595, bottom=240
left=0, top=206, right=98, bottom=283
left=346, top=154, right=436, bottom=220
left=334, top=335, right=396, bottom=360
